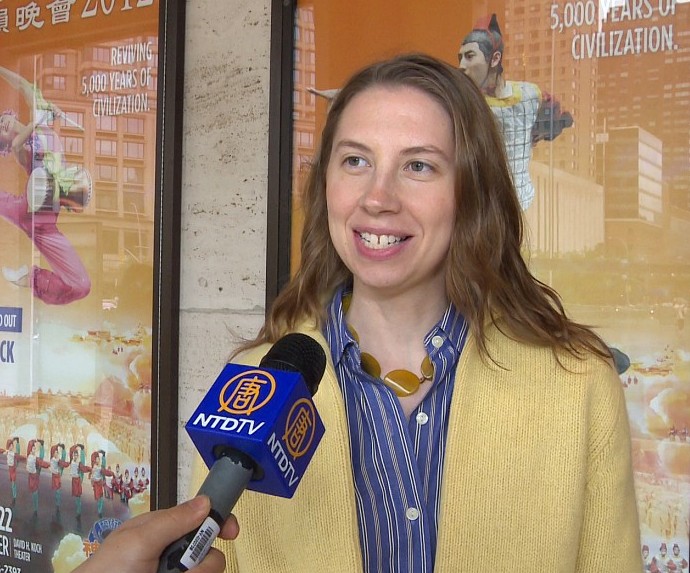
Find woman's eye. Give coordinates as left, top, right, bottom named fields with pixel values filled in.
left=345, top=156, right=366, bottom=167
left=408, top=161, right=431, bottom=173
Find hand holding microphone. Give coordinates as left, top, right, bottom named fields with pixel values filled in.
left=158, top=333, right=327, bottom=573
left=73, top=496, right=237, bottom=573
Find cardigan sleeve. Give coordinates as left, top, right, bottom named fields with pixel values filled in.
left=575, top=363, right=642, bottom=571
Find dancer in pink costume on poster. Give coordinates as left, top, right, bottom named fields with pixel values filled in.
left=104, top=465, right=114, bottom=500
left=0, top=65, right=91, bottom=304
left=0, top=437, right=20, bottom=506
left=112, top=462, right=123, bottom=500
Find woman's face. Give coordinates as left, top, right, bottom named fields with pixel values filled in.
left=326, top=85, right=457, bottom=299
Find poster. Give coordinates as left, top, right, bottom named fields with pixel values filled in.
left=288, top=0, right=690, bottom=569
left=0, top=1, right=160, bottom=571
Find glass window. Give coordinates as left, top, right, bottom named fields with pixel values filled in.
left=124, top=166, right=144, bottom=184
left=96, top=115, right=117, bottom=131
left=96, top=139, right=117, bottom=157
left=96, top=189, right=118, bottom=211
left=124, top=117, right=144, bottom=135
left=96, top=163, right=117, bottom=181
left=123, top=141, right=144, bottom=159
left=63, top=136, right=83, bottom=154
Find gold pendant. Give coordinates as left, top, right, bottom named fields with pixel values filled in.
left=361, top=352, right=381, bottom=378
left=421, top=356, right=434, bottom=380
left=383, top=369, right=421, bottom=397
left=343, top=293, right=435, bottom=397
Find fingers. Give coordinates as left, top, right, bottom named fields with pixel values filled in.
left=147, top=496, right=211, bottom=542
left=117, top=496, right=211, bottom=543
left=218, top=513, right=240, bottom=540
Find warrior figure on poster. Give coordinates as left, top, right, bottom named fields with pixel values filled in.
left=458, top=13, right=573, bottom=210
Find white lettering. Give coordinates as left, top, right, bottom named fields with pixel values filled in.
left=267, top=433, right=300, bottom=487
left=92, top=93, right=150, bottom=117
left=110, top=42, right=153, bottom=66
left=0, top=535, right=9, bottom=557
left=191, top=413, right=264, bottom=436
left=571, top=24, right=673, bottom=60
left=219, top=417, right=239, bottom=431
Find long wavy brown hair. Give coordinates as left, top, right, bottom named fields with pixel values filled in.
left=244, top=53, right=610, bottom=364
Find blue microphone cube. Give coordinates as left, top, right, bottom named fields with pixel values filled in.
left=186, top=363, right=325, bottom=498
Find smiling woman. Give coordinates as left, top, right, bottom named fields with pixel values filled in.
left=194, top=52, right=642, bottom=573
left=263, top=1, right=690, bottom=568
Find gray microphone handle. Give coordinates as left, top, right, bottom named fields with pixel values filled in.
left=157, top=450, right=254, bottom=573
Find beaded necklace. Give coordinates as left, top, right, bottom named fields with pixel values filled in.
left=343, top=293, right=434, bottom=397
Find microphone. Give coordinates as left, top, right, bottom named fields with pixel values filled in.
left=157, top=333, right=327, bottom=573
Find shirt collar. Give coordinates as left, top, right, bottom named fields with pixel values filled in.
left=323, top=284, right=467, bottom=371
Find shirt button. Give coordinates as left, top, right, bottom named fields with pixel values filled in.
left=406, top=507, right=420, bottom=521
left=431, top=335, right=443, bottom=348
left=416, top=412, right=429, bottom=425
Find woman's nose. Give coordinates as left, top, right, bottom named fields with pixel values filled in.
left=358, top=169, right=401, bottom=213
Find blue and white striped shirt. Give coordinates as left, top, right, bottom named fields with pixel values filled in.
left=324, top=285, right=469, bottom=573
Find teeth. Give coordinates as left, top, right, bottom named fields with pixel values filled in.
left=359, top=232, right=403, bottom=249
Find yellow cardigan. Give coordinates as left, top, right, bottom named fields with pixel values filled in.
left=190, top=325, right=642, bottom=572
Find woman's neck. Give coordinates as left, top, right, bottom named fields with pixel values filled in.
left=345, top=285, right=447, bottom=367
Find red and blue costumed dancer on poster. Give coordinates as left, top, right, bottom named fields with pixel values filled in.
left=24, top=439, right=49, bottom=516
left=0, top=65, right=92, bottom=304
left=0, top=437, right=20, bottom=506
left=48, top=443, right=70, bottom=515
left=89, top=449, right=113, bottom=518
left=120, top=467, right=134, bottom=504
left=68, top=443, right=91, bottom=521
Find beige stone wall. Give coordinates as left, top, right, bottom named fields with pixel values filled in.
left=177, top=0, right=272, bottom=500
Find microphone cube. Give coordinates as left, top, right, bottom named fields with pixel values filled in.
left=186, top=363, right=325, bottom=498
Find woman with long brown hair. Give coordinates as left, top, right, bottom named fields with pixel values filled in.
left=194, top=52, right=641, bottom=572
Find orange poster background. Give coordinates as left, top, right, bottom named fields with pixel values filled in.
left=290, top=1, right=690, bottom=568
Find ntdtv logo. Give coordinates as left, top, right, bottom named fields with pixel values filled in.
left=218, top=369, right=276, bottom=416
left=283, top=399, right=317, bottom=459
